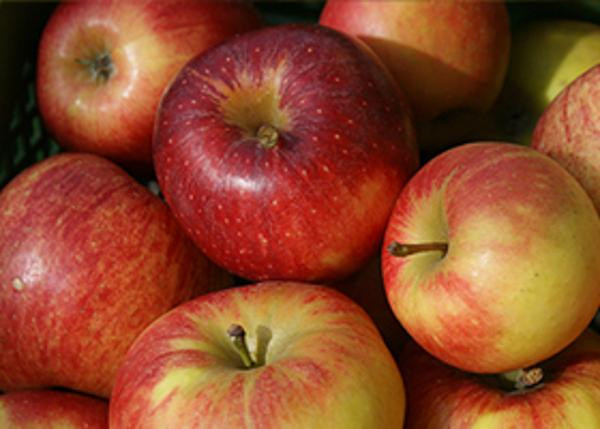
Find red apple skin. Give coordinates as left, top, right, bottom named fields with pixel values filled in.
left=36, top=0, right=262, bottom=172
left=532, top=64, right=600, bottom=214
left=0, top=390, right=108, bottom=428
left=153, top=24, right=419, bottom=283
left=109, top=281, right=406, bottom=428
left=0, top=153, right=231, bottom=398
left=319, top=0, right=510, bottom=122
left=398, top=329, right=600, bottom=428
left=382, top=142, right=600, bottom=374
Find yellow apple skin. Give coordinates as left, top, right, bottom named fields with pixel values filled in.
left=532, top=65, right=600, bottom=214
left=507, top=19, right=600, bottom=116
left=398, top=329, right=600, bottom=429
left=382, top=143, right=600, bottom=374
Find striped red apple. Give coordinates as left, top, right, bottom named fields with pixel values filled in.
left=109, top=282, right=406, bottom=428
left=382, top=142, right=600, bottom=375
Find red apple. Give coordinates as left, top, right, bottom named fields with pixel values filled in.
left=0, top=153, right=231, bottom=398
left=153, top=23, right=419, bottom=282
left=36, top=0, right=262, bottom=172
left=319, top=0, right=510, bottom=152
left=109, top=281, right=406, bottom=428
left=0, top=389, right=108, bottom=428
left=532, top=64, right=600, bottom=214
left=382, top=142, right=600, bottom=375
left=398, top=329, right=600, bottom=428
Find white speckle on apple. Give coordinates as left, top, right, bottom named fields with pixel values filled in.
left=237, top=231, right=243, bottom=238
left=312, top=136, right=319, bottom=142
left=221, top=67, right=227, bottom=73
left=367, top=81, right=374, bottom=87
left=191, top=99, right=197, bottom=105
left=12, top=277, right=24, bottom=291
left=217, top=204, right=223, bottom=210
left=342, top=149, right=349, bottom=155
left=183, top=160, right=190, bottom=167
left=272, top=200, right=278, bottom=206
left=284, top=231, right=291, bottom=238
left=334, top=133, right=340, bottom=140
left=301, top=169, right=308, bottom=177
left=316, top=108, right=323, bottom=114
left=240, top=248, right=247, bottom=255
left=226, top=57, right=232, bottom=63
left=307, top=47, right=314, bottom=53
left=334, top=76, right=340, bottom=83
left=347, top=119, right=354, bottom=125
left=235, top=218, right=242, bottom=224
left=361, top=100, right=368, bottom=107
left=196, top=207, right=203, bottom=214
left=177, top=104, right=183, bottom=110
left=182, top=79, right=188, bottom=85
left=224, top=218, right=230, bottom=224
left=188, top=194, right=194, bottom=201
left=264, top=161, right=270, bottom=168
left=166, top=156, right=172, bottom=163
left=204, top=68, right=210, bottom=75
left=322, top=165, right=330, bottom=173
left=162, top=120, right=168, bottom=126
left=300, top=99, right=306, bottom=105
left=258, top=234, right=268, bottom=246
left=254, top=47, right=261, bottom=53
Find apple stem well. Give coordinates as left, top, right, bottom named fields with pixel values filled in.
left=227, top=323, right=256, bottom=369
left=256, top=124, right=279, bottom=149
left=387, top=241, right=448, bottom=257
left=75, top=52, right=115, bottom=83
left=499, top=367, right=544, bottom=391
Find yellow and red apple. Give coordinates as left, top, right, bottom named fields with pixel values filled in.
left=109, top=282, right=406, bottom=428
left=382, top=142, right=600, bottom=374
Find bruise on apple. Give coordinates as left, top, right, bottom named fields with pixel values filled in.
left=153, top=23, right=419, bottom=283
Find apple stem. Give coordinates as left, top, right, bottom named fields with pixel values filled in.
left=256, top=124, right=279, bottom=149
left=387, top=241, right=448, bottom=257
left=501, top=367, right=544, bottom=391
left=227, top=324, right=255, bottom=369
left=75, top=52, right=114, bottom=83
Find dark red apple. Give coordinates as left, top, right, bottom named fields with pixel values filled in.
left=153, top=24, right=419, bottom=282
left=36, top=0, right=262, bottom=172
left=0, top=153, right=231, bottom=398
left=0, top=390, right=108, bottom=428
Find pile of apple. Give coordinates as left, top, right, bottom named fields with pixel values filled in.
left=1, top=0, right=600, bottom=427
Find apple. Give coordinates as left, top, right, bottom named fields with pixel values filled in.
left=319, top=0, right=510, bottom=153
left=0, top=153, right=232, bottom=398
left=153, top=23, right=419, bottom=283
left=381, top=142, right=600, bottom=375
left=531, top=65, right=600, bottom=214
left=36, top=0, right=262, bottom=173
left=398, top=329, right=600, bottom=428
left=507, top=19, right=600, bottom=116
left=109, top=281, right=406, bottom=428
left=0, top=389, right=108, bottom=428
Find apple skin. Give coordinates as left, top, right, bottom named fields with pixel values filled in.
left=494, top=19, right=600, bottom=145
left=0, top=153, right=231, bottom=398
left=109, top=281, right=406, bottom=428
left=36, top=0, right=262, bottom=172
left=153, top=23, right=419, bottom=283
left=319, top=0, right=510, bottom=123
left=0, top=389, right=108, bottom=428
left=382, top=142, right=600, bottom=375
left=398, top=329, right=600, bottom=428
left=531, top=65, right=600, bottom=214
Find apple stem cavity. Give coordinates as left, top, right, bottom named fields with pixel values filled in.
left=75, top=52, right=115, bottom=83
left=387, top=241, right=448, bottom=258
left=256, top=124, right=279, bottom=149
left=501, top=367, right=544, bottom=391
left=227, top=323, right=256, bottom=369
